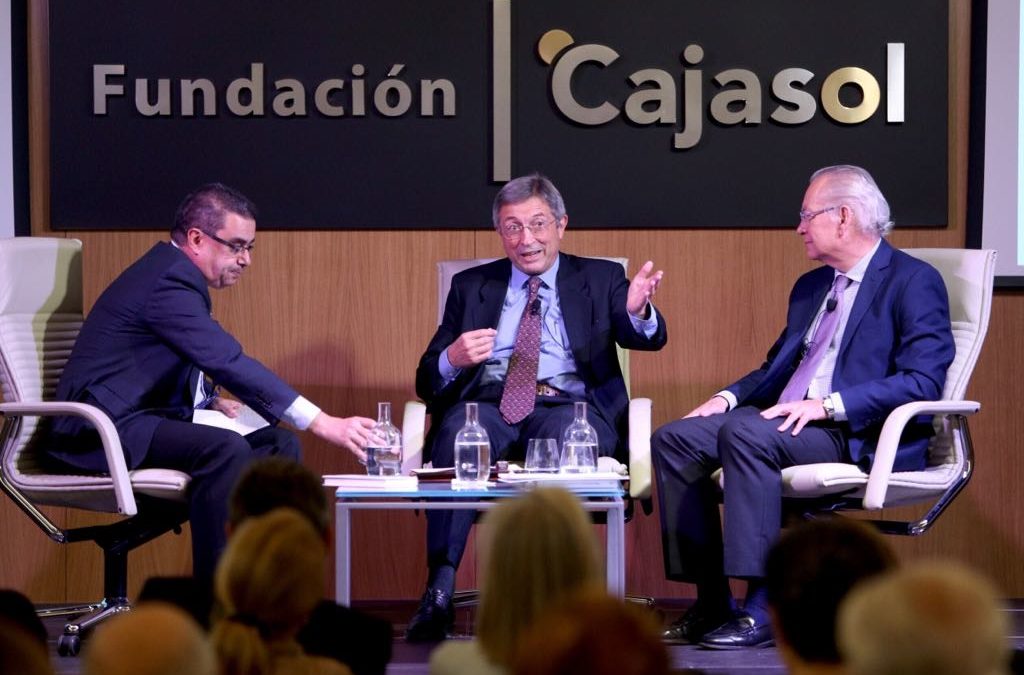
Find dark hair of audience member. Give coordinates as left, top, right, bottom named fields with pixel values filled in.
left=0, top=617, right=52, bottom=675
left=228, top=456, right=330, bottom=536
left=764, top=518, right=897, bottom=664
left=511, top=587, right=670, bottom=675
left=0, top=588, right=48, bottom=647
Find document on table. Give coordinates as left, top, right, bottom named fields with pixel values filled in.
left=193, top=405, right=269, bottom=436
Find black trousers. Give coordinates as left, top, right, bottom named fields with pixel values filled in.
left=425, top=397, right=617, bottom=586
left=142, top=420, right=301, bottom=580
left=651, top=406, right=846, bottom=581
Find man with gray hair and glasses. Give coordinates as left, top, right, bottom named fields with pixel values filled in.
left=652, top=165, right=954, bottom=649
left=408, top=172, right=667, bottom=642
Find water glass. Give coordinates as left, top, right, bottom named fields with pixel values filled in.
left=559, top=441, right=597, bottom=474
left=525, top=438, right=559, bottom=473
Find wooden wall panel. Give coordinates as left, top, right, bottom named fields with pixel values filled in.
left=9, top=0, right=1024, bottom=604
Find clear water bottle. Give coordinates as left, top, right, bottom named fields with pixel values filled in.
left=560, top=401, right=598, bottom=473
left=366, top=402, right=402, bottom=476
left=454, top=402, right=491, bottom=484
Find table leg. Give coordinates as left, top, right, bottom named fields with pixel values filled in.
left=335, top=501, right=352, bottom=605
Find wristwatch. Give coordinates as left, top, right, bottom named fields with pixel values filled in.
left=821, top=397, right=836, bottom=420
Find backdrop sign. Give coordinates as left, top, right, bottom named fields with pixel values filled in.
left=49, top=0, right=948, bottom=230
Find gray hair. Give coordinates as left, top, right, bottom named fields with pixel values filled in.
left=810, top=165, right=893, bottom=237
left=492, top=173, right=567, bottom=228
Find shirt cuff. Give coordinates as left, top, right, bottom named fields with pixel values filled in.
left=283, top=395, right=322, bottom=430
left=829, top=392, right=847, bottom=422
left=438, top=347, right=462, bottom=384
left=715, top=390, right=737, bottom=411
left=629, top=304, right=659, bottom=338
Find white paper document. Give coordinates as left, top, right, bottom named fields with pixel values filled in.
left=323, top=474, right=419, bottom=490
left=193, top=405, right=270, bottom=436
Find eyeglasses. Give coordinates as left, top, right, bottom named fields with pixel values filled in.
left=798, top=206, right=837, bottom=223
left=499, top=217, right=557, bottom=240
left=206, top=231, right=256, bottom=255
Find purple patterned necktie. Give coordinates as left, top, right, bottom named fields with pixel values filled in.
left=778, top=275, right=851, bottom=404
left=499, top=276, right=543, bottom=424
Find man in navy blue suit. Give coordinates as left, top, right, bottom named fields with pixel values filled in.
left=653, top=165, right=955, bottom=649
left=407, top=173, right=668, bottom=641
left=48, top=184, right=376, bottom=580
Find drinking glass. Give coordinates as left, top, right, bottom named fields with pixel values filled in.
left=559, top=439, right=596, bottom=474
left=525, top=438, right=559, bottom=473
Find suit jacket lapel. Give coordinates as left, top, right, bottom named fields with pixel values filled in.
left=556, top=254, right=592, bottom=364
left=839, top=240, right=892, bottom=357
left=473, top=260, right=511, bottom=329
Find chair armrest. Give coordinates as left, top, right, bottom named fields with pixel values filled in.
left=0, top=400, right=137, bottom=516
left=628, top=398, right=652, bottom=500
left=863, top=399, right=980, bottom=509
left=401, top=400, right=427, bottom=474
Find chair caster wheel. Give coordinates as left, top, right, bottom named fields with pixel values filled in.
left=58, top=633, right=81, bottom=657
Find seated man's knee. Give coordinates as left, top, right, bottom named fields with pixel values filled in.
left=267, top=428, right=301, bottom=460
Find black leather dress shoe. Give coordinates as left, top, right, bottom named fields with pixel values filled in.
left=405, top=588, right=454, bottom=643
left=698, top=612, right=774, bottom=650
left=661, top=604, right=735, bottom=644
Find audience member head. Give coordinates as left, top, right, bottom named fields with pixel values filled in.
left=765, top=518, right=897, bottom=671
left=84, top=603, right=215, bottom=675
left=0, top=617, right=52, bottom=675
left=476, top=487, right=602, bottom=667
left=0, top=588, right=48, bottom=649
left=512, top=588, right=670, bottom=675
left=228, top=456, right=330, bottom=537
left=212, top=507, right=328, bottom=675
left=838, top=560, right=1011, bottom=675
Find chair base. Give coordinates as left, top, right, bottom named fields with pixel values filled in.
left=54, top=596, right=132, bottom=656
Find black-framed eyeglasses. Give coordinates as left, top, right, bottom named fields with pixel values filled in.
left=798, top=206, right=837, bottom=223
left=499, top=216, right=557, bottom=240
left=206, top=231, right=255, bottom=255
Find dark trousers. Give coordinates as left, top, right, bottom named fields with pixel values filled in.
left=425, top=397, right=617, bottom=588
left=651, top=406, right=846, bottom=582
left=142, top=420, right=301, bottom=580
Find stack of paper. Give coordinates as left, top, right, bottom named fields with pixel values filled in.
left=322, top=474, right=418, bottom=491
left=496, top=471, right=626, bottom=490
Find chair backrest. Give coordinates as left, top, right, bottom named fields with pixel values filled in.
left=903, top=249, right=995, bottom=401
left=436, top=257, right=632, bottom=395
left=903, top=248, right=995, bottom=468
left=0, top=237, right=84, bottom=476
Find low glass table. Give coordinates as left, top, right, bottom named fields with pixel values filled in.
left=334, top=481, right=626, bottom=604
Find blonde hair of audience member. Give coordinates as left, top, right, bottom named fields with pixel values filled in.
left=212, top=508, right=351, bottom=675
left=476, top=487, right=603, bottom=667
left=838, top=561, right=1011, bottom=675
left=512, top=587, right=670, bottom=675
left=84, top=603, right=215, bottom=675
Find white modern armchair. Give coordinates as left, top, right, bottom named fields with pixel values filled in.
left=0, top=237, right=192, bottom=656
left=716, top=248, right=995, bottom=535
